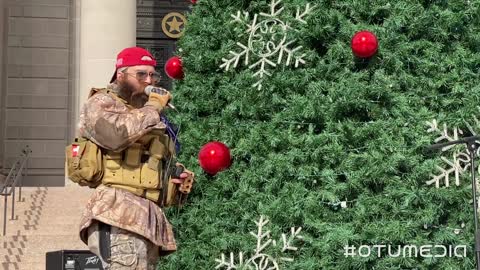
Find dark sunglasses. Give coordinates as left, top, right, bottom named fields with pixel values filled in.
left=124, top=70, right=161, bottom=83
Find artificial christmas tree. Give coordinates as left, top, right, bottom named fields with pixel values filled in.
left=160, top=0, right=480, bottom=269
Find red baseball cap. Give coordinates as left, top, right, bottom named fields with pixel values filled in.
left=110, top=47, right=157, bottom=83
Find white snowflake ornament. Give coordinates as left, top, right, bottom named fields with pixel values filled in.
left=426, top=118, right=480, bottom=188
left=215, top=215, right=303, bottom=270
left=220, top=0, right=315, bottom=90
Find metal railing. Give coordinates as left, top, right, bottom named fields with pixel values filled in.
left=0, top=146, right=31, bottom=236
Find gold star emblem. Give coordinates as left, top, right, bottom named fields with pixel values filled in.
left=162, top=12, right=187, bottom=39
left=167, top=16, right=183, bottom=33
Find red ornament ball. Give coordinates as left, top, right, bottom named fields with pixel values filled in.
left=351, top=31, right=378, bottom=58
left=198, top=141, right=231, bottom=175
left=190, top=0, right=197, bottom=3
left=164, top=56, right=184, bottom=80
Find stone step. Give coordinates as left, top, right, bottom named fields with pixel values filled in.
left=30, top=201, right=92, bottom=211
left=1, top=216, right=83, bottom=237
left=0, top=186, right=98, bottom=270
left=3, top=222, right=82, bottom=238
left=0, top=192, right=90, bottom=226
left=11, top=224, right=80, bottom=236
left=22, top=208, right=86, bottom=220
left=1, top=223, right=26, bottom=237
left=0, top=194, right=47, bottom=223
left=0, top=234, right=28, bottom=259
left=1, top=261, right=23, bottom=270
left=0, top=235, right=87, bottom=265
left=2, top=261, right=41, bottom=270
left=27, top=208, right=84, bottom=218
left=26, top=218, right=83, bottom=227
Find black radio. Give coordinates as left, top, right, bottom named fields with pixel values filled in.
left=45, top=250, right=103, bottom=270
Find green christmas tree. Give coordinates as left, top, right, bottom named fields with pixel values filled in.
left=160, top=0, right=480, bottom=269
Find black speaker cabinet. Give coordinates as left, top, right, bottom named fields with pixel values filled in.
left=45, top=250, right=103, bottom=270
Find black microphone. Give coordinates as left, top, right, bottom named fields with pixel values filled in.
left=144, top=85, right=175, bottom=109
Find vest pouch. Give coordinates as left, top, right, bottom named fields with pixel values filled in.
left=102, top=151, right=123, bottom=185
left=122, top=143, right=142, bottom=188
left=122, top=165, right=141, bottom=188
left=147, top=156, right=161, bottom=171
left=158, top=134, right=175, bottom=158
left=164, top=179, right=179, bottom=207
left=149, top=137, right=166, bottom=161
left=65, top=138, right=103, bottom=188
left=145, top=189, right=160, bottom=202
left=140, top=162, right=160, bottom=189
left=124, top=143, right=142, bottom=167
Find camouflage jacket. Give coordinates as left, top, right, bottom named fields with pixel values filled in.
left=77, top=84, right=177, bottom=253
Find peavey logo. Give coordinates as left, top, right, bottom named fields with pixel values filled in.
left=85, top=255, right=100, bottom=265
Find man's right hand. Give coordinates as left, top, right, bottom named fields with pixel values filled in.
left=145, top=91, right=172, bottom=112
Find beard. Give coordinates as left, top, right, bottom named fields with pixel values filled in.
left=116, top=80, right=148, bottom=108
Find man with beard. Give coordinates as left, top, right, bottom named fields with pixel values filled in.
left=75, top=47, right=195, bottom=269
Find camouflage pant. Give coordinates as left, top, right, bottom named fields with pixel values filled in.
left=87, top=221, right=159, bottom=270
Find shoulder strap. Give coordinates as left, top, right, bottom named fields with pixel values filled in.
left=88, top=87, right=108, bottom=98
left=88, top=88, right=134, bottom=110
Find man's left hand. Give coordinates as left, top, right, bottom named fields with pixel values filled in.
left=171, top=172, right=190, bottom=184
left=171, top=163, right=195, bottom=194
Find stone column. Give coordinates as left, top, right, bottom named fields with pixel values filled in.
left=67, top=0, right=136, bottom=185
left=0, top=0, right=5, bottom=169
left=77, top=0, right=136, bottom=124
left=0, top=1, right=4, bottom=83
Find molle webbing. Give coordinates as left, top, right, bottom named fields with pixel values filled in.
left=101, top=128, right=178, bottom=206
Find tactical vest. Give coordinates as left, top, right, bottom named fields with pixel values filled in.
left=93, top=88, right=181, bottom=207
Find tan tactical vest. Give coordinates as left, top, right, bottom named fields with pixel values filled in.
left=93, top=88, right=180, bottom=207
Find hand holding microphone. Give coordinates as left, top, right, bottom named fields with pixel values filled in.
left=144, top=85, right=176, bottom=112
